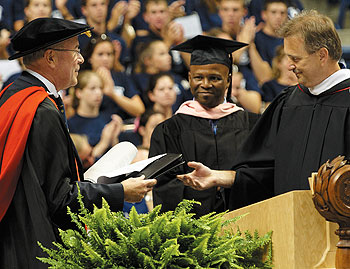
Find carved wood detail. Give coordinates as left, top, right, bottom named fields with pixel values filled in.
left=313, top=156, right=350, bottom=268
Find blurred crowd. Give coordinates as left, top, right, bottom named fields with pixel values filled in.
left=0, top=0, right=305, bottom=172
left=0, top=1, right=317, bottom=164
left=3, top=0, right=350, bottom=213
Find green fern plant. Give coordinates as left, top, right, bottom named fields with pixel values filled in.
left=38, top=190, right=273, bottom=268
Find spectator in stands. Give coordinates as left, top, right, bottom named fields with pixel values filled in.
left=68, top=70, right=123, bottom=166
left=107, top=0, right=141, bottom=48
left=135, top=0, right=183, bottom=45
left=231, top=71, right=262, bottom=113
left=79, top=0, right=130, bottom=67
left=133, top=39, right=192, bottom=112
left=52, top=0, right=81, bottom=20
left=181, top=0, right=221, bottom=32
left=24, top=0, right=52, bottom=23
left=146, top=72, right=177, bottom=119
left=132, top=0, right=186, bottom=33
left=52, top=0, right=139, bottom=35
left=83, top=36, right=145, bottom=121
left=218, top=0, right=246, bottom=39
left=254, top=0, right=288, bottom=67
left=261, top=44, right=297, bottom=108
left=248, top=0, right=303, bottom=25
left=217, top=0, right=269, bottom=91
left=0, top=0, right=25, bottom=32
left=132, top=0, right=187, bottom=78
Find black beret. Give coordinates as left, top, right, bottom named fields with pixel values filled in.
left=171, top=35, right=247, bottom=69
left=9, top=18, right=93, bottom=60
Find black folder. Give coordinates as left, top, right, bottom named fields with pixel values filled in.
left=97, top=153, right=185, bottom=184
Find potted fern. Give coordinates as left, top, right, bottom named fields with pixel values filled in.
left=38, top=191, right=272, bottom=268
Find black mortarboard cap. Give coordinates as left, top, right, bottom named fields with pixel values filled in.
left=9, top=18, right=93, bottom=60
left=171, top=35, right=247, bottom=68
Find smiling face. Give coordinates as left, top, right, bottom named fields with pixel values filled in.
left=189, top=63, right=230, bottom=109
left=284, top=35, right=323, bottom=88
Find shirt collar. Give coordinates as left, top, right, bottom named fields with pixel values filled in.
left=26, top=69, right=59, bottom=98
left=309, top=69, right=350, bottom=95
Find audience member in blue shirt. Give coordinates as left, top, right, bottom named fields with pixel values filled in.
left=0, top=0, right=24, bottom=32
left=215, top=0, right=267, bottom=90
left=133, top=39, right=192, bottom=112
left=181, top=0, right=221, bottom=32
left=254, top=0, right=288, bottom=66
left=68, top=70, right=123, bottom=168
left=131, top=0, right=187, bottom=78
left=82, top=36, right=145, bottom=120
left=78, top=0, right=131, bottom=66
left=248, top=0, right=303, bottom=25
left=145, top=72, right=177, bottom=119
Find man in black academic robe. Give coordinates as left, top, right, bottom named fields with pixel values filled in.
left=177, top=10, right=350, bottom=211
left=228, top=79, right=350, bottom=209
left=0, top=18, right=156, bottom=268
left=149, top=35, right=259, bottom=216
left=150, top=109, right=259, bottom=216
left=0, top=72, right=126, bottom=267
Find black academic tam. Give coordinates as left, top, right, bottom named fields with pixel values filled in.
left=171, top=35, right=247, bottom=69
left=9, top=18, right=92, bottom=60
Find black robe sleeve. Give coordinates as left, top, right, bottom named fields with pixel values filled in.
left=227, top=92, right=292, bottom=210
left=28, top=99, right=125, bottom=226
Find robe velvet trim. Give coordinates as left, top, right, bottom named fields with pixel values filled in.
left=298, top=83, right=350, bottom=96
left=0, top=85, right=49, bottom=222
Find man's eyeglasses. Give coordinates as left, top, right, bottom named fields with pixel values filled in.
left=47, top=48, right=82, bottom=56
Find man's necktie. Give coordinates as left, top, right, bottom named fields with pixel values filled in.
left=209, top=119, right=218, bottom=135
left=54, top=95, right=68, bottom=129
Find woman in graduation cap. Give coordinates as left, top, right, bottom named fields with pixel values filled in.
left=0, top=18, right=156, bottom=268
left=148, top=35, right=260, bottom=217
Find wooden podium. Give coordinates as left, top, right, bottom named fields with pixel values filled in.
left=223, top=190, right=338, bottom=269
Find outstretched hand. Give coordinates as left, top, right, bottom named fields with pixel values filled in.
left=177, top=161, right=236, bottom=190
left=177, top=161, right=216, bottom=190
